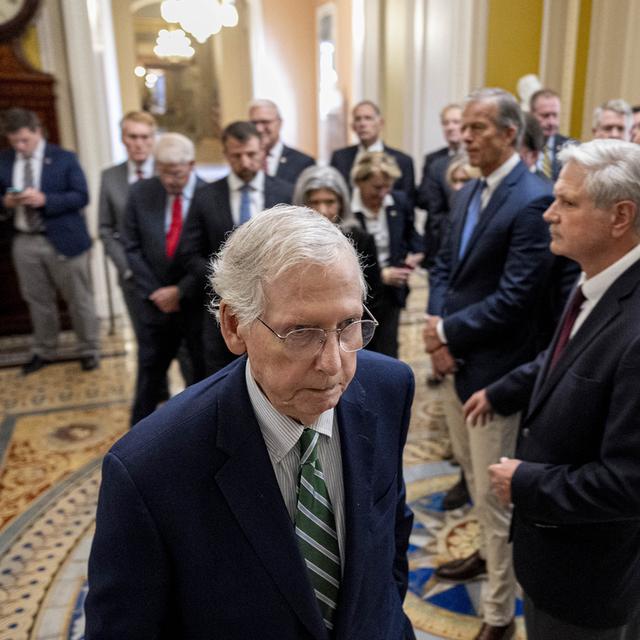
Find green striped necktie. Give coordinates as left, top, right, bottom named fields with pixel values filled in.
left=295, top=428, right=341, bottom=633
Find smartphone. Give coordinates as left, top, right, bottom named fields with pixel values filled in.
left=7, top=187, right=23, bottom=194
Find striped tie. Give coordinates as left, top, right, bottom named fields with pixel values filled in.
left=541, top=145, right=552, bottom=179
left=295, top=429, right=341, bottom=632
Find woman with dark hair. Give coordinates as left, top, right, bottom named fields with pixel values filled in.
left=349, top=152, right=423, bottom=358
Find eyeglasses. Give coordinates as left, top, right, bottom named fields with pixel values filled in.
left=256, top=305, right=378, bottom=359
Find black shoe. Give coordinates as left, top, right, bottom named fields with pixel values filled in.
left=81, top=355, right=100, bottom=371
left=442, top=475, right=471, bottom=510
left=435, top=550, right=487, bottom=581
left=22, top=355, right=53, bottom=375
left=426, top=374, right=443, bottom=387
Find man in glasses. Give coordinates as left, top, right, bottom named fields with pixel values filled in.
left=86, top=205, right=417, bottom=639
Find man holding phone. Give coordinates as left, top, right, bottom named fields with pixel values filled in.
left=0, top=108, right=100, bottom=374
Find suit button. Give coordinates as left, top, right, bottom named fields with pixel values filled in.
left=522, top=428, right=530, bottom=438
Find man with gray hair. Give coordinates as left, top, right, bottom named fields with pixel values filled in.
left=423, top=88, right=554, bottom=640
left=85, top=205, right=416, bottom=639
left=122, top=132, right=206, bottom=426
left=465, top=139, right=640, bottom=639
left=248, top=98, right=315, bottom=184
left=592, top=98, right=632, bottom=140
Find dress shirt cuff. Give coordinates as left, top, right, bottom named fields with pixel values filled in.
left=436, top=319, right=447, bottom=344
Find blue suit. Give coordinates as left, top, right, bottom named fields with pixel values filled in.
left=486, top=258, right=640, bottom=630
left=85, top=351, right=416, bottom=639
left=428, top=159, right=554, bottom=402
left=0, top=143, right=91, bottom=257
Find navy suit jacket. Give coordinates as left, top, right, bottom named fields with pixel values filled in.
left=0, top=143, right=91, bottom=257
left=330, top=144, right=415, bottom=205
left=178, top=174, right=293, bottom=284
left=122, top=175, right=205, bottom=324
left=85, top=351, right=416, bottom=639
left=486, top=258, right=640, bottom=628
left=428, top=159, right=554, bottom=401
left=275, top=144, right=315, bottom=184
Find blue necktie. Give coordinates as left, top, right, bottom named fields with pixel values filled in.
left=458, top=180, right=486, bottom=258
left=239, top=183, right=252, bottom=225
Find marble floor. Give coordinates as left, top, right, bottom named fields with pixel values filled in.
left=0, top=273, right=525, bottom=639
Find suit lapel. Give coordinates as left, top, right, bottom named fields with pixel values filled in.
left=385, top=202, right=404, bottom=263
left=264, top=176, right=281, bottom=208
left=333, top=377, right=376, bottom=637
left=39, top=144, right=55, bottom=193
left=449, top=180, right=479, bottom=277
left=213, top=361, right=329, bottom=640
left=216, top=179, right=234, bottom=230
left=526, top=261, right=640, bottom=419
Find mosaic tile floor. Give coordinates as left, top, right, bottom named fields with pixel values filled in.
left=0, top=274, right=525, bottom=639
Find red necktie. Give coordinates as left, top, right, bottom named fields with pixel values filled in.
left=549, top=285, right=585, bottom=370
left=136, top=167, right=144, bottom=181
left=166, top=193, right=183, bottom=258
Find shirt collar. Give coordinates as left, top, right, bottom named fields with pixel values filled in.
left=180, top=169, right=198, bottom=199
left=358, top=138, right=384, bottom=153
left=483, top=152, right=519, bottom=193
left=245, top=359, right=334, bottom=464
left=580, top=243, right=640, bottom=303
left=127, top=156, right=154, bottom=178
left=269, top=138, right=284, bottom=159
left=228, top=170, right=265, bottom=192
left=19, top=137, right=45, bottom=161
left=351, top=187, right=393, bottom=217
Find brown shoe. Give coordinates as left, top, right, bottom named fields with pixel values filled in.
left=435, top=550, right=486, bottom=581
left=474, top=620, right=515, bottom=640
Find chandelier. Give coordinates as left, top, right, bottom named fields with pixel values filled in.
left=154, top=29, right=195, bottom=60
left=160, top=0, right=239, bottom=44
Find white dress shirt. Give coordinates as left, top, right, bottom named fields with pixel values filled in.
left=245, top=360, right=346, bottom=563
left=227, top=171, right=266, bottom=226
left=163, top=170, right=197, bottom=233
left=265, top=139, right=284, bottom=177
left=127, top=156, right=154, bottom=183
left=351, top=188, right=394, bottom=267
left=12, top=137, right=45, bottom=232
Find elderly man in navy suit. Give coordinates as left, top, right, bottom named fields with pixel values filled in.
left=85, top=206, right=416, bottom=639
left=466, top=139, right=640, bottom=639
left=248, top=99, right=315, bottom=184
left=179, top=120, right=293, bottom=374
left=123, top=132, right=206, bottom=426
left=0, top=108, right=100, bottom=374
left=423, top=88, right=554, bottom=640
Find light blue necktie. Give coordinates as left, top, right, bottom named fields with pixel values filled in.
left=239, top=183, right=252, bottom=225
left=458, top=180, right=486, bottom=258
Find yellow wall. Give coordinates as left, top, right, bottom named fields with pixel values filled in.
left=570, top=0, right=592, bottom=139
left=261, top=0, right=317, bottom=156
left=20, top=25, right=41, bottom=70
left=485, top=0, right=544, bottom=94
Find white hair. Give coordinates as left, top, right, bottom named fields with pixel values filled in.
left=247, top=98, right=281, bottom=119
left=592, top=99, right=632, bottom=133
left=209, top=205, right=367, bottom=325
left=558, top=139, right=640, bottom=231
left=154, top=132, right=195, bottom=164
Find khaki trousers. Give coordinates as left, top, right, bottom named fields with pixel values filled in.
left=441, top=376, right=518, bottom=626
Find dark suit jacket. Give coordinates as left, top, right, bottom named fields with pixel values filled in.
left=275, top=144, right=315, bottom=184
left=549, top=133, right=573, bottom=181
left=85, top=351, right=416, bottom=639
left=353, top=191, right=422, bottom=309
left=178, top=174, right=293, bottom=284
left=122, top=175, right=205, bottom=324
left=486, top=258, right=640, bottom=629
left=428, top=159, right=554, bottom=402
left=98, top=161, right=140, bottom=277
left=0, top=143, right=91, bottom=257
left=330, top=144, right=415, bottom=205
left=416, top=153, right=453, bottom=266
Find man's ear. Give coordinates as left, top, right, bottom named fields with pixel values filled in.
left=611, top=200, right=637, bottom=238
left=219, top=301, right=247, bottom=355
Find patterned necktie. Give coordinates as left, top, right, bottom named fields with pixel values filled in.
left=458, top=179, right=486, bottom=257
left=23, top=156, right=42, bottom=231
left=239, top=183, right=252, bottom=225
left=166, top=193, right=183, bottom=258
left=541, top=145, right=552, bottom=179
left=295, top=428, right=341, bottom=632
left=549, top=285, right=585, bottom=370
left=135, top=166, right=144, bottom=181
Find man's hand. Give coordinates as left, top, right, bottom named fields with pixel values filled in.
left=381, top=266, right=412, bottom=288
left=18, top=187, right=46, bottom=208
left=463, top=389, right=494, bottom=426
left=488, top=457, right=521, bottom=507
left=422, top=315, right=442, bottom=353
left=430, top=344, right=457, bottom=377
left=149, top=286, right=180, bottom=313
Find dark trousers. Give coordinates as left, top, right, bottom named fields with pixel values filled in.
left=131, top=306, right=205, bottom=426
left=524, top=593, right=640, bottom=640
